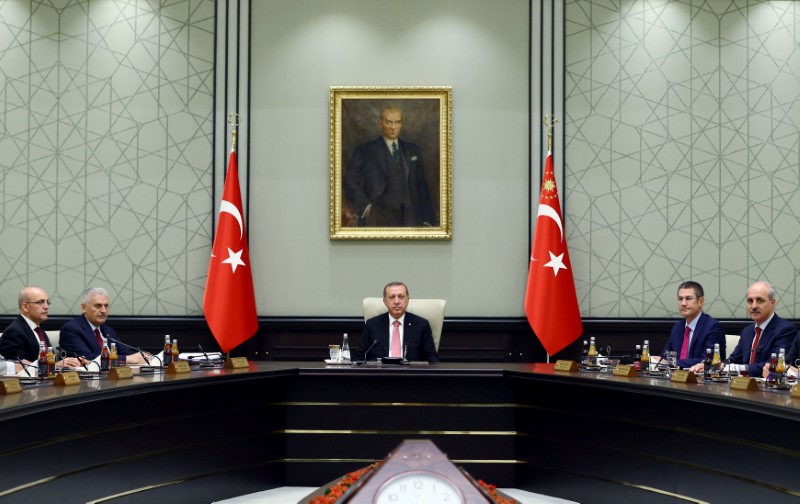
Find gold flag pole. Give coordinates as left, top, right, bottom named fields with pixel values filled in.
left=227, top=113, right=243, bottom=151
left=543, top=114, right=558, bottom=151
left=222, top=113, right=243, bottom=365
left=541, top=115, right=559, bottom=364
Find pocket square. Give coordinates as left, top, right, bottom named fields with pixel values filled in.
left=411, top=156, right=418, bottom=161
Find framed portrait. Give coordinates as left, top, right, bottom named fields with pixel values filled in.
left=329, top=86, right=452, bottom=240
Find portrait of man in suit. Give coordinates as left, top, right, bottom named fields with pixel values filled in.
left=341, top=101, right=440, bottom=228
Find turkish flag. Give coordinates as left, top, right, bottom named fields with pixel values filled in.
left=203, top=150, right=258, bottom=352
left=524, top=151, right=583, bottom=355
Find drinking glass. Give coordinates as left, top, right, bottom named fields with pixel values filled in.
left=666, top=351, right=677, bottom=368
left=329, top=345, right=341, bottom=363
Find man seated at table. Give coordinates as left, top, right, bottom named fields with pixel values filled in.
left=661, top=281, right=725, bottom=369
left=0, top=286, right=84, bottom=371
left=59, top=287, right=150, bottom=364
left=715, top=281, right=796, bottom=377
left=354, top=282, right=439, bottom=363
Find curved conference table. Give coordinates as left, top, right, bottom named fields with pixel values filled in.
left=0, top=361, right=798, bottom=504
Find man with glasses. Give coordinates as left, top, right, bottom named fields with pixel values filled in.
left=59, top=287, right=149, bottom=364
left=0, top=286, right=83, bottom=370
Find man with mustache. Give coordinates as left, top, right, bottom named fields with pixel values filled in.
left=724, top=281, right=796, bottom=377
left=354, top=282, right=439, bottom=363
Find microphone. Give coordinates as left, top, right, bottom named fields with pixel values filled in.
left=360, top=340, right=379, bottom=365
left=16, top=358, right=33, bottom=377
left=56, top=347, right=90, bottom=371
left=193, top=344, right=219, bottom=367
left=111, top=339, right=158, bottom=366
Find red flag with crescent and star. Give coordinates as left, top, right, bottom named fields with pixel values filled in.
left=203, top=149, right=258, bottom=352
left=524, top=150, right=583, bottom=355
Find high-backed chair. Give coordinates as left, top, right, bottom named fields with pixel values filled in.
left=725, top=334, right=740, bottom=357
left=362, top=298, right=446, bottom=350
left=46, top=331, right=61, bottom=352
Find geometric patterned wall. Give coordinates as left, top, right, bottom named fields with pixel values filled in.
left=565, top=0, right=800, bottom=319
left=0, top=0, right=215, bottom=315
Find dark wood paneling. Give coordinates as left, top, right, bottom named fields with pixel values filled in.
left=1, top=315, right=778, bottom=363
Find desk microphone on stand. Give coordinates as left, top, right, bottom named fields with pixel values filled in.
left=358, top=340, right=378, bottom=365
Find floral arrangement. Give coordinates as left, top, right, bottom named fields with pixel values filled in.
left=308, top=464, right=516, bottom=504
left=476, top=479, right=518, bottom=504
left=308, top=464, right=377, bottom=504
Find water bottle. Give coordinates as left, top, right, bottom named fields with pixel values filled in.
left=341, top=333, right=351, bottom=363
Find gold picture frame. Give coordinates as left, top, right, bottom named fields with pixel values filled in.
left=330, top=86, right=452, bottom=240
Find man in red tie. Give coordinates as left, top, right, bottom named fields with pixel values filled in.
left=59, top=287, right=150, bottom=364
left=0, top=286, right=83, bottom=372
left=723, top=281, right=796, bottom=377
left=354, top=282, right=439, bottom=363
left=660, top=281, right=725, bottom=370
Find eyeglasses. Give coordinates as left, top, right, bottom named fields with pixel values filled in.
left=26, top=299, right=51, bottom=306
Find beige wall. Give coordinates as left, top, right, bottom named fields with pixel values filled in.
left=249, top=0, right=532, bottom=316
left=2, top=0, right=799, bottom=320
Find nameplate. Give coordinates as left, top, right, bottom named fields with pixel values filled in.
left=224, top=357, right=249, bottom=369
left=107, top=366, right=133, bottom=380
left=54, top=371, right=81, bottom=386
left=167, top=361, right=191, bottom=374
left=730, top=376, right=758, bottom=391
left=670, top=370, right=698, bottom=384
left=553, top=360, right=578, bottom=372
left=0, top=379, right=22, bottom=394
left=613, top=364, right=637, bottom=377
left=790, top=384, right=800, bottom=398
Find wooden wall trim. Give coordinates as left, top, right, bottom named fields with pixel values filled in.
left=0, top=316, right=777, bottom=363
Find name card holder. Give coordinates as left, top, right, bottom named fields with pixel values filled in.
left=670, top=370, right=698, bottom=384
left=730, top=376, right=758, bottom=391
left=108, top=366, right=133, bottom=380
left=613, top=364, right=637, bottom=377
left=55, top=371, right=81, bottom=386
left=0, top=378, right=22, bottom=394
left=167, top=361, right=191, bottom=374
left=224, top=357, right=249, bottom=369
left=791, top=384, right=800, bottom=398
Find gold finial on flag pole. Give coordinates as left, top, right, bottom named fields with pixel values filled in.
left=227, top=113, right=243, bottom=150
left=543, top=115, right=558, bottom=152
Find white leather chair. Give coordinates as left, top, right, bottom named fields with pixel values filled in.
left=725, top=334, right=740, bottom=357
left=362, top=298, right=446, bottom=350
left=46, top=331, right=60, bottom=351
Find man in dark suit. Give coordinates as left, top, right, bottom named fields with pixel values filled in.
left=0, top=286, right=83, bottom=369
left=354, top=282, right=439, bottom=363
left=725, top=281, right=797, bottom=377
left=343, top=106, right=437, bottom=227
left=662, top=281, right=725, bottom=369
left=59, top=287, right=148, bottom=364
